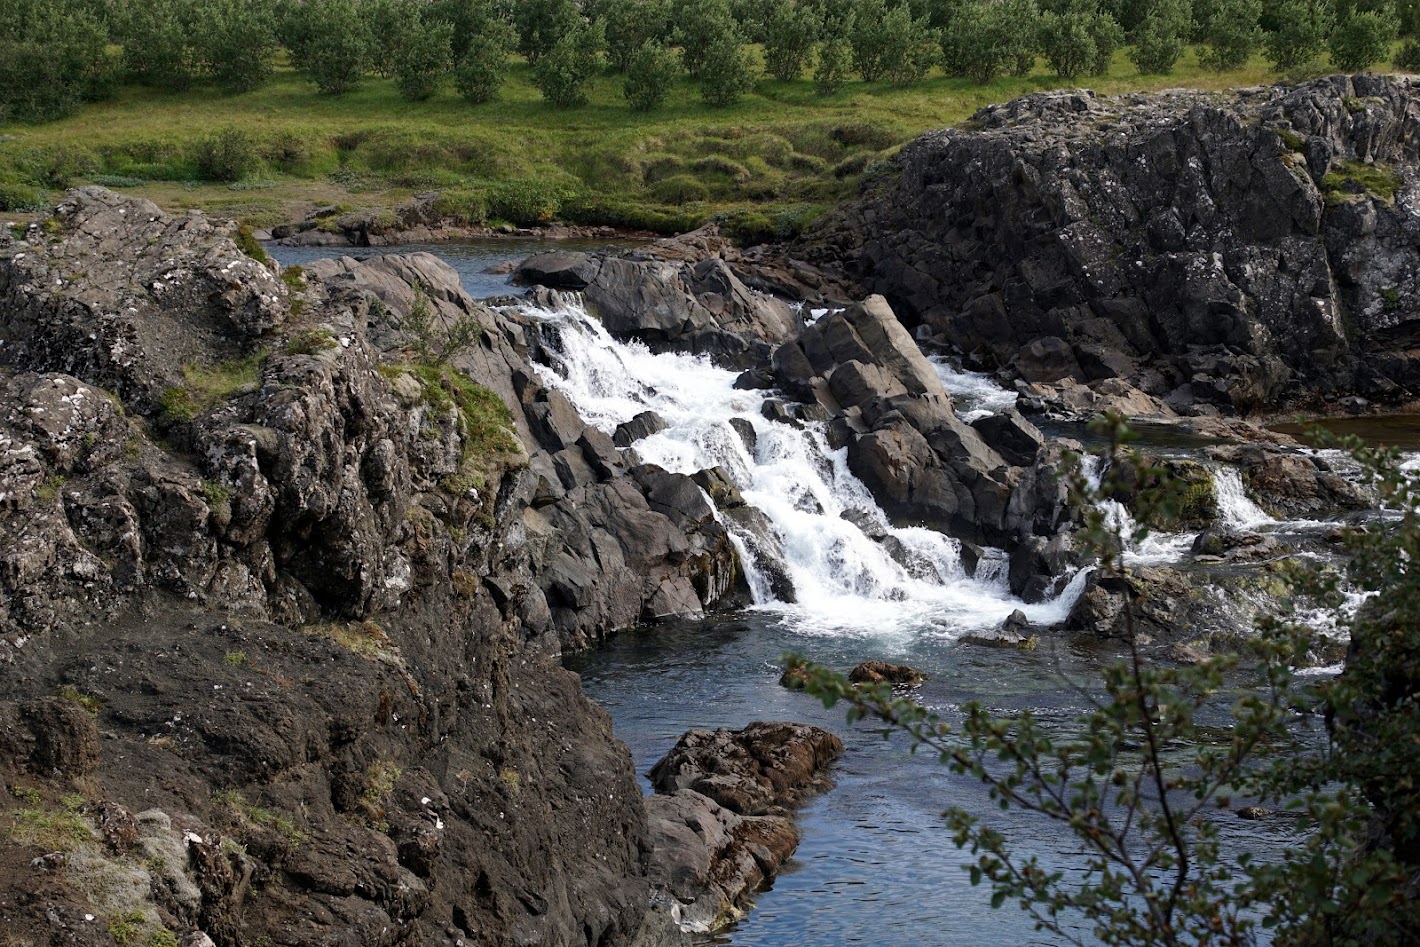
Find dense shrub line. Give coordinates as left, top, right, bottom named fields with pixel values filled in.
left=2, top=0, right=1413, bottom=123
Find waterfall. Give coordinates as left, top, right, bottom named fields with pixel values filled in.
left=1080, top=457, right=1193, bottom=566
left=1212, top=467, right=1276, bottom=530
left=517, top=298, right=1087, bottom=638
left=927, top=356, right=1019, bottom=422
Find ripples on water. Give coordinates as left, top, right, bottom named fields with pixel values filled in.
left=272, top=241, right=1321, bottom=946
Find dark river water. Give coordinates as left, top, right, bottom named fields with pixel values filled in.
left=270, top=239, right=1304, bottom=947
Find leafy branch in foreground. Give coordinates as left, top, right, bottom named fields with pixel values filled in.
left=791, top=412, right=1420, bottom=946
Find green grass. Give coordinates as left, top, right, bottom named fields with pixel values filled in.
left=160, top=351, right=267, bottom=422
left=0, top=46, right=1344, bottom=235
left=1323, top=159, right=1405, bottom=202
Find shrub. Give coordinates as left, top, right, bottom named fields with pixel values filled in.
left=1129, top=0, right=1191, bottom=74
left=698, top=33, right=756, bottom=106
left=394, top=16, right=454, bottom=101
left=813, top=36, right=853, bottom=94
left=649, top=173, right=709, bottom=204
left=1038, top=7, right=1097, bottom=79
left=201, top=0, right=278, bottom=94
left=430, top=188, right=489, bottom=224
left=532, top=21, right=605, bottom=108
left=361, top=0, right=411, bottom=78
left=674, top=0, right=739, bottom=77
left=196, top=129, right=260, bottom=183
left=601, top=0, right=673, bottom=71
left=1198, top=0, right=1263, bottom=70
left=122, top=0, right=203, bottom=91
left=1328, top=10, right=1397, bottom=71
left=881, top=5, right=939, bottom=86
left=0, top=180, right=48, bottom=211
left=0, top=0, right=113, bottom=122
left=1396, top=38, right=1420, bottom=71
left=623, top=40, right=680, bottom=111
left=1264, top=0, right=1331, bottom=72
left=300, top=0, right=372, bottom=94
left=453, top=23, right=515, bottom=103
left=515, top=0, right=581, bottom=64
left=764, top=0, right=821, bottom=81
left=944, top=0, right=1033, bottom=84
left=486, top=181, right=565, bottom=225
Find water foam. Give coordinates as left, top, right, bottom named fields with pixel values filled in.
left=518, top=298, right=1085, bottom=638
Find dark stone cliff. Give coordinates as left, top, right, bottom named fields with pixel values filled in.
left=0, top=189, right=744, bottom=946
left=802, top=74, right=1420, bottom=414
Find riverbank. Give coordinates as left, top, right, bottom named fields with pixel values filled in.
left=0, top=49, right=1343, bottom=238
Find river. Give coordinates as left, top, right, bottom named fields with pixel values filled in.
left=270, top=240, right=1341, bottom=946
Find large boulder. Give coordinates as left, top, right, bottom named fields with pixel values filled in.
left=803, top=75, right=1420, bottom=414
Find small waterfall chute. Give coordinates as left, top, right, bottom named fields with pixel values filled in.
left=517, top=297, right=1088, bottom=638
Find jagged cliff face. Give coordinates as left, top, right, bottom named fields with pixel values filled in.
left=0, top=189, right=742, bottom=946
left=805, top=74, right=1420, bottom=414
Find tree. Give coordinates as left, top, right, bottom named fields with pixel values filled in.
left=394, top=15, right=454, bottom=101
left=1264, top=0, right=1331, bottom=72
left=764, top=0, right=822, bottom=81
left=880, top=3, right=939, bottom=85
left=515, top=0, right=581, bottom=64
left=1086, top=6, right=1124, bottom=74
left=1328, top=9, right=1398, bottom=70
left=814, top=34, right=854, bottom=93
left=361, top=0, right=411, bottom=78
left=793, top=415, right=1420, bottom=946
left=532, top=20, right=605, bottom=108
left=300, top=0, right=372, bottom=94
left=453, top=23, right=514, bottom=103
left=674, top=0, right=739, bottom=77
left=1197, top=0, right=1263, bottom=70
left=122, top=0, right=203, bottom=90
left=697, top=30, right=756, bottom=106
left=622, top=38, right=679, bottom=110
left=944, top=0, right=1039, bottom=83
left=0, top=0, right=114, bottom=122
left=426, top=0, right=503, bottom=60
left=849, top=0, right=894, bottom=81
left=201, top=0, right=278, bottom=94
left=599, top=0, right=672, bottom=71
left=1127, top=0, right=1189, bottom=72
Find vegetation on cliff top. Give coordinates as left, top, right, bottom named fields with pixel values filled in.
left=0, top=0, right=1410, bottom=236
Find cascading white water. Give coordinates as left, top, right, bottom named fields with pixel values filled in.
left=1212, top=467, right=1277, bottom=531
left=517, top=298, right=1087, bottom=638
left=1080, top=456, right=1193, bottom=566
left=928, top=356, right=1019, bottom=423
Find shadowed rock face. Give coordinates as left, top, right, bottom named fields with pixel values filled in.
left=0, top=188, right=751, bottom=947
left=802, top=75, right=1420, bottom=414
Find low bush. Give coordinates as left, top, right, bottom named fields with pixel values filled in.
left=196, top=129, right=261, bottom=183
left=650, top=173, right=710, bottom=204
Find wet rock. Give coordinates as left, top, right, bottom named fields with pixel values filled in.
left=614, top=410, right=668, bottom=447
left=961, top=610, right=1038, bottom=649
left=1192, top=525, right=1285, bottom=561
left=642, top=791, right=798, bottom=935
left=516, top=250, right=602, bottom=290
left=648, top=722, right=843, bottom=817
left=1211, top=445, right=1371, bottom=519
left=729, top=417, right=757, bottom=455
left=643, top=721, right=841, bottom=935
left=1236, top=806, right=1270, bottom=820
left=848, top=661, right=926, bottom=686
left=971, top=409, right=1044, bottom=467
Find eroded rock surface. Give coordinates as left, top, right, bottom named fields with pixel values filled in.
left=804, top=75, right=1420, bottom=414
left=0, top=188, right=739, bottom=947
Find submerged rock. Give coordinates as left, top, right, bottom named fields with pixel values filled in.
left=849, top=661, right=927, bottom=686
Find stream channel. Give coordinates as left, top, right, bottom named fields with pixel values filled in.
left=272, top=240, right=1364, bottom=947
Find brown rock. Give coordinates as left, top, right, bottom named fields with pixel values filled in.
left=848, top=661, right=927, bottom=686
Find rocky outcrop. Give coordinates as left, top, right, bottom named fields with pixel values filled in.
left=642, top=723, right=842, bottom=934
left=804, top=75, right=1420, bottom=415
left=0, top=189, right=740, bottom=947
left=1209, top=444, right=1371, bottom=519
left=848, top=661, right=927, bottom=685
left=517, top=243, right=800, bottom=369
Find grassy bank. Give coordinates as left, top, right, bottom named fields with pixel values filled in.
left=0, top=49, right=1393, bottom=238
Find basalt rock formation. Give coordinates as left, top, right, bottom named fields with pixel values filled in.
left=0, top=188, right=746, bottom=947
left=802, top=74, right=1420, bottom=415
